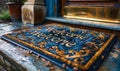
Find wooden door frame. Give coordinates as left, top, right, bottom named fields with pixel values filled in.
left=60, top=0, right=120, bottom=17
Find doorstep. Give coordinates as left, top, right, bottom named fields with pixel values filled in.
left=45, top=17, right=120, bottom=31
left=0, top=22, right=120, bottom=71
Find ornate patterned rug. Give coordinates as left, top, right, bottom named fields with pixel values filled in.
left=1, top=24, right=116, bottom=71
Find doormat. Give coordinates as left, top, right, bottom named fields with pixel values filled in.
left=1, top=24, right=116, bottom=71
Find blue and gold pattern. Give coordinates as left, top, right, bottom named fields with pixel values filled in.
left=2, top=24, right=116, bottom=71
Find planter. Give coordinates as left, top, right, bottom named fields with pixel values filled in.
left=6, top=2, right=22, bottom=22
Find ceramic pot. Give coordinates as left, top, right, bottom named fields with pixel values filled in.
left=6, top=2, right=22, bottom=22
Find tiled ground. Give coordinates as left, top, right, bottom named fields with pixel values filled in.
left=0, top=22, right=120, bottom=71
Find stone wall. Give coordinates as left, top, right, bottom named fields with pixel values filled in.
left=0, top=51, right=27, bottom=71
left=0, top=0, right=8, bottom=10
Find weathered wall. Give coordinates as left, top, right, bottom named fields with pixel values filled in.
left=0, top=0, right=8, bottom=10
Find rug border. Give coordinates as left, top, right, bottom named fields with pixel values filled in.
left=1, top=30, right=116, bottom=71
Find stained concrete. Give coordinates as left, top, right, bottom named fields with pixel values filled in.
left=22, top=0, right=46, bottom=24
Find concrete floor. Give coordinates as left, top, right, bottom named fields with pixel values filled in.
left=0, top=22, right=120, bottom=71
left=0, top=66, right=6, bottom=71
